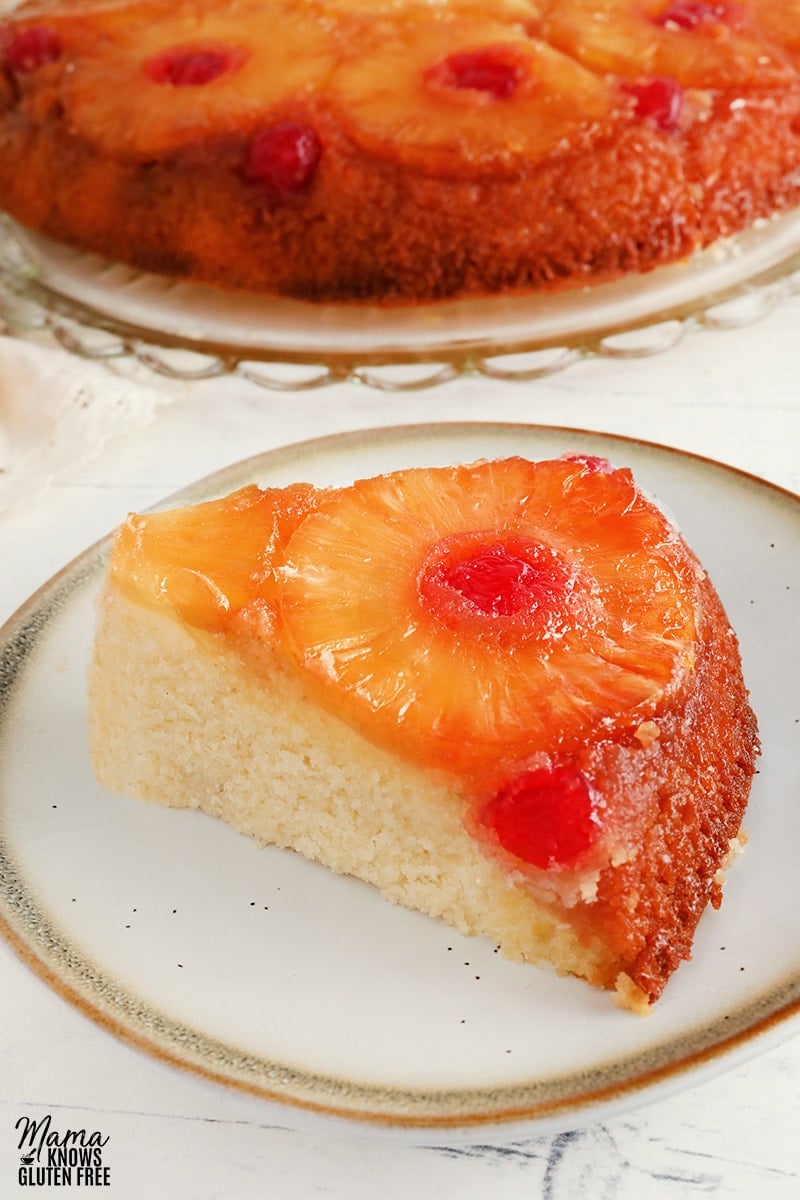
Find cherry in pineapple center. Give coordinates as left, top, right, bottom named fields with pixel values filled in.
left=418, top=534, right=574, bottom=631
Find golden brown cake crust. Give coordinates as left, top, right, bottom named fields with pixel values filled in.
left=575, top=572, right=759, bottom=1002
left=1, top=1, right=799, bottom=302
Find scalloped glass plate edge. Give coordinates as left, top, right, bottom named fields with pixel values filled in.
left=1, top=213, right=800, bottom=390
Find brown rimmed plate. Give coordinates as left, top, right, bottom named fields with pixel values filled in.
left=1, top=423, right=799, bottom=1142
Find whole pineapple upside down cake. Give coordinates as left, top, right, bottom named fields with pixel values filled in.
left=0, top=0, right=799, bottom=302
left=89, top=455, right=760, bottom=1010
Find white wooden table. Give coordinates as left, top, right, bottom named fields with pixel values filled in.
left=1, top=297, right=800, bottom=1198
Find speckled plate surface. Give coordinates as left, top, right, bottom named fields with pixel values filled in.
left=1, top=423, right=799, bottom=1142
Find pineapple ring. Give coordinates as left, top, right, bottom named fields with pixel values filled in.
left=55, top=0, right=338, bottom=158
left=315, top=0, right=541, bottom=15
left=328, top=18, right=616, bottom=175
left=276, top=457, right=699, bottom=777
left=747, top=0, right=800, bottom=64
left=537, top=0, right=795, bottom=88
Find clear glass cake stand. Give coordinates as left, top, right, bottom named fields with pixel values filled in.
left=1, top=211, right=799, bottom=393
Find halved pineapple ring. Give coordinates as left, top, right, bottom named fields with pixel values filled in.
left=109, top=482, right=318, bottom=632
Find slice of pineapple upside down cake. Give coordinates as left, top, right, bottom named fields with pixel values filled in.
left=89, top=454, right=758, bottom=1009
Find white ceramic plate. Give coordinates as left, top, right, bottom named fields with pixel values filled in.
left=1, top=423, right=799, bottom=1142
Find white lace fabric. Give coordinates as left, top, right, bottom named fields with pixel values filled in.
left=0, top=337, right=166, bottom=512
